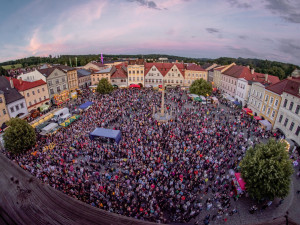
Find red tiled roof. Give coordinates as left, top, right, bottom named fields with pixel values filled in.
left=111, top=68, right=127, bottom=79
left=215, top=66, right=226, bottom=71
left=186, top=64, right=205, bottom=71
left=266, top=77, right=300, bottom=96
left=92, top=62, right=106, bottom=68
left=252, top=73, right=280, bottom=85
left=266, top=79, right=289, bottom=95
left=6, top=78, right=46, bottom=91
left=222, top=65, right=253, bottom=80
left=144, top=63, right=185, bottom=77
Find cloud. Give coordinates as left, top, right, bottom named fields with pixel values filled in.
left=226, top=0, right=251, bottom=9
left=128, top=0, right=160, bottom=9
left=264, top=0, right=300, bottom=23
left=278, top=39, right=300, bottom=59
left=238, top=35, right=248, bottom=40
left=206, top=28, right=220, bottom=34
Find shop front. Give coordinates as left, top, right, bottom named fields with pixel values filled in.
left=53, top=90, right=70, bottom=106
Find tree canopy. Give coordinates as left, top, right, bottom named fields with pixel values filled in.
left=96, top=78, right=114, bottom=95
left=240, top=139, right=293, bottom=201
left=189, top=79, right=212, bottom=96
left=3, top=118, right=36, bottom=154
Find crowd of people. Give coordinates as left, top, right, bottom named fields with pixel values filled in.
left=4, top=88, right=285, bottom=224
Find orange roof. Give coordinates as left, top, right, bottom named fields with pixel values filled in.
left=266, top=77, right=300, bottom=95
left=186, top=63, right=205, bottom=71
left=6, top=77, right=46, bottom=91
left=111, top=68, right=127, bottom=79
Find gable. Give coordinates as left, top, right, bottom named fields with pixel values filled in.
left=47, top=68, right=66, bottom=80
left=145, top=65, right=163, bottom=78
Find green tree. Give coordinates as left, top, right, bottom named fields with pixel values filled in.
left=189, top=79, right=212, bottom=96
left=3, top=118, right=36, bottom=154
left=0, top=66, right=8, bottom=76
left=96, top=78, right=114, bottom=94
left=240, top=139, right=293, bottom=201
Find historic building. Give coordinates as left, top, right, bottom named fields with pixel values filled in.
left=54, top=65, right=78, bottom=93
left=8, top=78, right=50, bottom=112
left=0, top=90, right=10, bottom=129
left=127, top=59, right=145, bottom=86
left=163, top=63, right=185, bottom=86
left=184, top=64, right=207, bottom=86
left=110, top=67, right=128, bottom=87
left=77, top=69, right=92, bottom=88
left=91, top=67, right=116, bottom=86
left=144, top=63, right=165, bottom=88
left=273, top=77, right=300, bottom=146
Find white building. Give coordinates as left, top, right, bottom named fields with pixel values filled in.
left=248, top=82, right=265, bottom=116
left=17, top=69, right=46, bottom=82
left=235, top=78, right=251, bottom=106
left=274, top=78, right=300, bottom=146
left=144, top=63, right=165, bottom=87
left=0, top=77, right=28, bottom=118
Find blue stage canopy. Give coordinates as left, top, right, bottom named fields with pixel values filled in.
left=233, top=101, right=241, bottom=105
left=89, top=128, right=122, bottom=144
left=79, top=101, right=93, bottom=110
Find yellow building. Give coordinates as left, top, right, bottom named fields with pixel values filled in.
left=0, top=90, right=10, bottom=128
left=259, top=80, right=288, bottom=126
left=91, top=67, right=115, bottom=86
left=212, top=63, right=236, bottom=89
left=184, top=64, right=208, bottom=86
left=127, top=59, right=145, bottom=86
left=10, top=78, right=50, bottom=112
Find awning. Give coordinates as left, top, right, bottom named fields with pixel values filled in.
left=235, top=173, right=246, bottom=191
left=194, top=97, right=202, bottom=102
left=129, top=84, right=140, bottom=88
left=254, top=116, right=262, bottom=120
left=233, top=101, right=241, bottom=105
left=39, top=104, right=50, bottom=112
left=89, top=128, right=122, bottom=144
left=259, top=120, right=272, bottom=131
left=79, top=101, right=93, bottom=110
left=243, top=108, right=252, bottom=113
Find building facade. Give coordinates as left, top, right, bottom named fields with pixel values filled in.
left=17, top=69, right=46, bottom=82
left=38, top=68, right=69, bottom=101
left=127, top=61, right=145, bottom=86
left=235, top=78, right=251, bottom=106
left=0, top=91, right=10, bottom=128
left=110, top=67, right=128, bottom=87
left=248, top=82, right=265, bottom=116
left=55, top=65, right=78, bottom=93
left=274, top=78, right=300, bottom=146
left=77, top=69, right=92, bottom=88
left=0, top=77, right=28, bottom=119
left=164, top=63, right=185, bottom=86
left=184, top=64, right=207, bottom=86
left=10, top=78, right=50, bottom=112
left=212, top=64, right=235, bottom=89
left=91, top=67, right=115, bottom=86
left=144, top=63, right=164, bottom=88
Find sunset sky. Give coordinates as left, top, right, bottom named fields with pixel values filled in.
left=1, top=0, right=300, bottom=65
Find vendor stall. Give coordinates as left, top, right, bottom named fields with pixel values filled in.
left=259, top=120, right=272, bottom=131
left=232, top=173, right=246, bottom=196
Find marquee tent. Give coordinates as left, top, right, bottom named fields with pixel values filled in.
left=89, top=128, right=122, bottom=144
left=259, top=120, right=272, bottom=131
left=79, top=101, right=93, bottom=110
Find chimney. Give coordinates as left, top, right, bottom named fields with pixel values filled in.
left=247, top=65, right=250, bottom=69
left=251, top=68, right=254, bottom=74
left=265, top=74, right=268, bottom=81
left=10, top=78, right=14, bottom=88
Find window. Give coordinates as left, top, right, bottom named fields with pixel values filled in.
left=137, top=77, right=139, bottom=81
left=48, top=81, right=52, bottom=86
left=279, top=115, right=283, bottom=123
left=39, top=97, right=42, bottom=102
left=260, top=93, right=262, bottom=99
left=141, top=77, right=143, bottom=81
left=63, top=84, right=67, bottom=90
left=296, top=126, right=300, bottom=136
left=50, top=89, right=54, bottom=94
left=37, top=89, right=40, bottom=93
left=10, top=107, right=14, bottom=113
left=0, top=97, right=2, bottom=103
left=44, top=96, right=46, bottom=100
left=29, top=102, right=32, bottom=106
left=289, top=122, right=295, bottom=131
left=265, top=95, right=269, bottom=102
left=270, top=97, right=274, bottom=105
left=27, top=93, right=30, bottom=97
left=296, top=105, right=300, bottom=114
left=20, top=103, right=24, bottom=108
left=133, top=77, right=135, bottom=81
left=284, top=118, right=288, bottom=127
left=34, top=100, right=37, bottom=104
left=289, top=102, right=294, bottom=110
left=275, top=99, right=279, bottom=106
left=32, top=91, right=35, bottom=95
left=267, top=107, right=270, bottom=115
left=283, top=99, right=288, bottom=107
left=3, top=109, right=6, bottom=115
left=16, top=105, right=19, bottom=111
left=57, top=86, right=61, bottom=92
left=258, top=103, right=260, bottom=109
left=129, top=77, right=131, bottom=81
left=42, top=87, right=45, bottom=92
left=271, top=110, right=275, bottom=118
left=56, top=79, right=59, bottom=84
left=62, top=78, right=65, bottom=82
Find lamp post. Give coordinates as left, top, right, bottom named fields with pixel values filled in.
left=161, top=80, right=165, bottom=117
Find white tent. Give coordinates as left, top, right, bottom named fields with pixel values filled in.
left=259, top=120, right=272, bottom=131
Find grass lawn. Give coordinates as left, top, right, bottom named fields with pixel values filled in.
left=2, top=64, right=23, bottom=69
